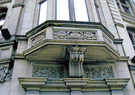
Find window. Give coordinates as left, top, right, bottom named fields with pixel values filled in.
left=39, top=0, right=89, bottom=22
left=56, top=0, right=70, bottom=20
left=56, top=0, right=89, bottom=21
left=120, top=0, right=126, bottom=5
left=0, top=8, right=7, bottom=26
left=127, top=28, right=135, bottom=49
left=116, top=0, right=130, bottom=14
left=0, top=7, right=7, bottom=36
left=38, top=0, right=48, bottom=24
left=73, top=0, right=89, bottom=21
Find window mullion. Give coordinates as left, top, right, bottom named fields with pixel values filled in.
left=69, top=0, right=75, bottom=21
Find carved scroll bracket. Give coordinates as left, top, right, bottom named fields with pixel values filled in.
left=67, top=47, right=86, bottom=78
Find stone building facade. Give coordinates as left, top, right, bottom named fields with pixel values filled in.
left=0, top=0, right=135, bottom=95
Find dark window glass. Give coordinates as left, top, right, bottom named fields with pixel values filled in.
left=0, top=8, right=7, bottom=26
left=117, top=3, right=120, bottom=9
left=122, top=6, right=130, bottom=14
left=120, top=0, right=126, bottom=5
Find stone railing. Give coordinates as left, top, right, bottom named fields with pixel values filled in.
left=0, top=0, right=11, bottom=4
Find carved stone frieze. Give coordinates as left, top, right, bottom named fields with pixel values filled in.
left=0, top=66, right=12, bottom=82
left=33, top=66, right=64, bottom=78
left=31, top=31, right=46, bottom=46
left=84, top=66, right=113, bottom=78
left=54, top=30, right=97, bottom=40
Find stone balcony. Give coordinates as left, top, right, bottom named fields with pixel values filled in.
left=24, top=20, right=119, bottom=63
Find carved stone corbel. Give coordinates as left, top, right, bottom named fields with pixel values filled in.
left=67, top=46, right=86, bottom=78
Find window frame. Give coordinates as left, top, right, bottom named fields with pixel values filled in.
left=55, top=0, right=90, bottom=21
left=38, top=0, right=48, bottom=25
left=116, top=0, right=131, bottom=14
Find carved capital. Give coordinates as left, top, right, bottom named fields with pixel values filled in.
left=68, top=47, right=86, bottom=62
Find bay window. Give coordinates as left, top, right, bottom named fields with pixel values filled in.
left=39, top=0, right=90, bottom=23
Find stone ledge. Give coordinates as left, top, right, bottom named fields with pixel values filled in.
left=18, top=77, right=130, bottom=91
left=12, top=3, right=24, bottom=8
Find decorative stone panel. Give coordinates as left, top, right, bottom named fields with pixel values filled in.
left=33, top=65, right=64, bottom=78
left=31, top=31, right=46, bottom=47
left=103, top=33, right=113, bottom=46
left=53, top=30, right=97, bottom=40
left=0, top=66, right=12, bottom=82
left=84, top=65, right=113, bottom=78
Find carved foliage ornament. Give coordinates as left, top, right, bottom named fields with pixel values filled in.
left=54, top=30, right=97, bottom=40
left=33, top=66, right=64, bottom=78
left=0, top=66, right=12, bottom=83
left=31, top=31, right=46, bottom=46
left=84, top=66, right=113, bottom=78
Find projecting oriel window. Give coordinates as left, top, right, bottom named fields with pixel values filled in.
left=73, top=0, right=89, bottom=21
left=38, top=1, right=47, bottom=24
left=56, top=0, right=70, bottom=20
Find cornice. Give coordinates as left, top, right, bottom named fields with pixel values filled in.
left=0, top=58, right=12, bottom=64
left=18, top=77, right=130, bottom=91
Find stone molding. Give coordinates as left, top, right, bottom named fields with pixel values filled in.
left=113, top=39, right=123, bottom=44
left=18, top=77, right=130, bottom=91
left=120, top=11, right=135, bottom=25
left=0, top=0, right=11, bottom=4
left=12, top=3, right=25, bottom=8
left=0, top=58, right=12, bottom=64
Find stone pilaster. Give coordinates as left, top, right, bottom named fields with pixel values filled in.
left=71, top=91, right=82, bottom=95
left=26, top=91, right=39, bottom=95
left=111, top=91, right=124, bottom=95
